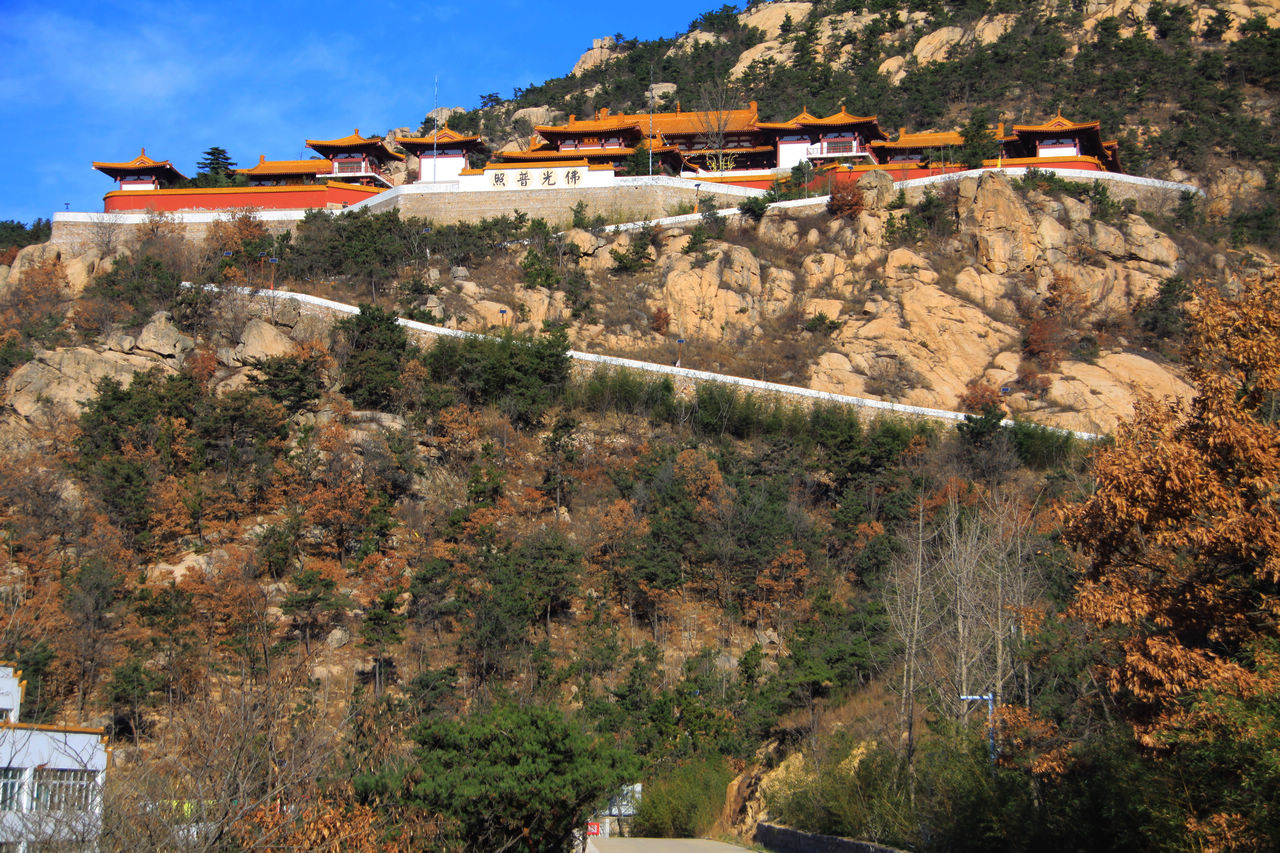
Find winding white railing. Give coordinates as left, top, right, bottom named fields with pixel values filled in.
left=203, top=284, right=1103, bottom=441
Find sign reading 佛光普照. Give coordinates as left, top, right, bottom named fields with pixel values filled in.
left=490, top=166, right=585, bottom=189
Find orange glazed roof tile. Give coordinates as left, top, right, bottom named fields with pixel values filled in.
left=872, top=129, right=964, bottom=149
left=93, top=148, right=189, bottom=180
left=757, top=108, right=885, bottom=138
left=464, top=159, right=614, bottom=172
left=536, top=103, right=762, bottom=140
left=684, top=144, right=775, bottom=156
left=1011, top=115, right=1102, bottom=134
left=238, top=156, right=332, bottom=176
left=793, top=106, right=882, bottom=128
left=306, top=129, right=405, bottom=160
left=395, top=126, right=482, bottom=148
left=498, top=148, right=637, bottom=161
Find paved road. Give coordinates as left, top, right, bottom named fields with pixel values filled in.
left=590, top=840, right=752, bottom=853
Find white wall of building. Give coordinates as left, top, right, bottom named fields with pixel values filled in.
left=414, top=152, right=469, bottom=182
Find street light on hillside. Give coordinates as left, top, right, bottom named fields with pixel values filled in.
left=961, top=693, right=996, bottom=765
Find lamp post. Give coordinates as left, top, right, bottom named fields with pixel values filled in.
left=693, top=183, right=701, bottom=214
left=961, top=693, right=997, bottom=765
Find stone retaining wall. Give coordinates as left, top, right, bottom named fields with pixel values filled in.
left=51, top=179, right=756, bottom=247
left=366, top=179, right=755, bottom=227
left=49, top=212, right=298, bottom=251
left=754, top=822, right=907, bottom=853
left=208, top=286, right=1101, bottom=441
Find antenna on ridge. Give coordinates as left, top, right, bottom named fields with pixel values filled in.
left=648, top=61, right=655, bottom=176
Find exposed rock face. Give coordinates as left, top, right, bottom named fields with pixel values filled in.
left=511, top=106, right=561, bottom=127
left=857, top=169, right=895, bottom=210
left=740, top=2, right=813, bottom=39
left=1204, top=165, right=1266, bottom=218
left=3, top=243, right=111, bottom=296
left=730, top=41, right=798, bottom=78
left=135, top=312, right=195, bottom=363
left=670, top=31, right=723, bottom=53
left=572, top=36, right=620, bottom=76
left=913, top=26, right=966, bottom=65
left=646, top=82, right=678, bottom=102
left=6, top=347, right=166, bottom=420
left=424, top=106, right=463, bottom=126
left=973, top=13, right=1017, bottom=44
left=878, top=55, right=907, bottom=85
left=555, top=166, right=1195, bottom=434
left=238, top=318, right=297, bottom=362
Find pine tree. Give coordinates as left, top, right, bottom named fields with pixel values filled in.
left=195, top=146, right=236, bottom=186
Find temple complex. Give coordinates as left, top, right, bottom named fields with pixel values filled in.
left=87, top=110, right=1124, bottom=214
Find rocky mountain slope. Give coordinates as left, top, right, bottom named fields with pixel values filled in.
left=0, top=170, right=1221, bottom=439
left=360, top=169, right=1202, bottom=436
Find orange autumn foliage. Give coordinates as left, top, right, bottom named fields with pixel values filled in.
left=1064, top=266, right=1280, bottom=745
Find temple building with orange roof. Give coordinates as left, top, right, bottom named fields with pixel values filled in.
left=92, top=148, right=188, bottom=192
left=305, top=129, right=404, bottom=188
left=237, top=156, right=332, bottom=187
left=394, top=126, right=486, bottom=182
left=500, top=102, right=778, bottom=174
left=1001, top=114, right=1121, bottom=172
left=759, top=107, right=888, bottom=170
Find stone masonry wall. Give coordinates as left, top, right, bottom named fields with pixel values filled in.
left=50, top=183, right=748, bottom=247
left=372, top=183, right=750, bottom=227
left=754, top=822, right=908, bottom=853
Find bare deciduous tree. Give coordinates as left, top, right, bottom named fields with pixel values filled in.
left=696, top=82, right=740, bottom=174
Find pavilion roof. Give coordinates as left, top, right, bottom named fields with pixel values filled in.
left=305, top=130, right=405, bottom=160
left=1010, top=114, right=1102, bottom=136
left=535, top=104, right=762, bottom=141
left=92, top=148, right=188, bottom=181
left=752, top=106, right=885, bottom=137
left=871, top=129, right=965, bottom=149
left=237, top=156, right=332, bottom=176
left=394, top=126, right=482, bottom=149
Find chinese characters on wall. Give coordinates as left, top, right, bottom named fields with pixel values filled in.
left=490, top=167, right=585, bottom=188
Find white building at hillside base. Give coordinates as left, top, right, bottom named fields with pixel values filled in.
left=0, top=666, right=108, bottom=853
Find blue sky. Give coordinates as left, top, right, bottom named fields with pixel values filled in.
left=0, top=0, right=710, bottom=224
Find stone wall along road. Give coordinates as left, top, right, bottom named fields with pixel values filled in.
left=589, top=840, right=752, bottom=852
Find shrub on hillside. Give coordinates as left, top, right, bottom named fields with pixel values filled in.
left=826, top=181, right=865, bottom=219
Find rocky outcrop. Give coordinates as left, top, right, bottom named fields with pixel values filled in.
left=511, top=106, right=562, bottom=128
left=238, top=318, right=297, bottom=361
left=2, top=243, right=113, bottom=296
left=740, top=2, right=813, bottom=39
left=135, top=312, right=195, bottom=363
left=730, top=41, right=798, bottom=78
left=913, top=26, right=966, bottom=65
left=3, top=310, right=309, bottom=428
left=6, top=347, right=167, bottom=421
left=554, top=167, right=1195, bottom=433
left=572, top=37, right=621, bottom=76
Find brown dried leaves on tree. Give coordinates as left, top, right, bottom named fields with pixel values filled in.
left=1063, top=266, right=1280, bottom=745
